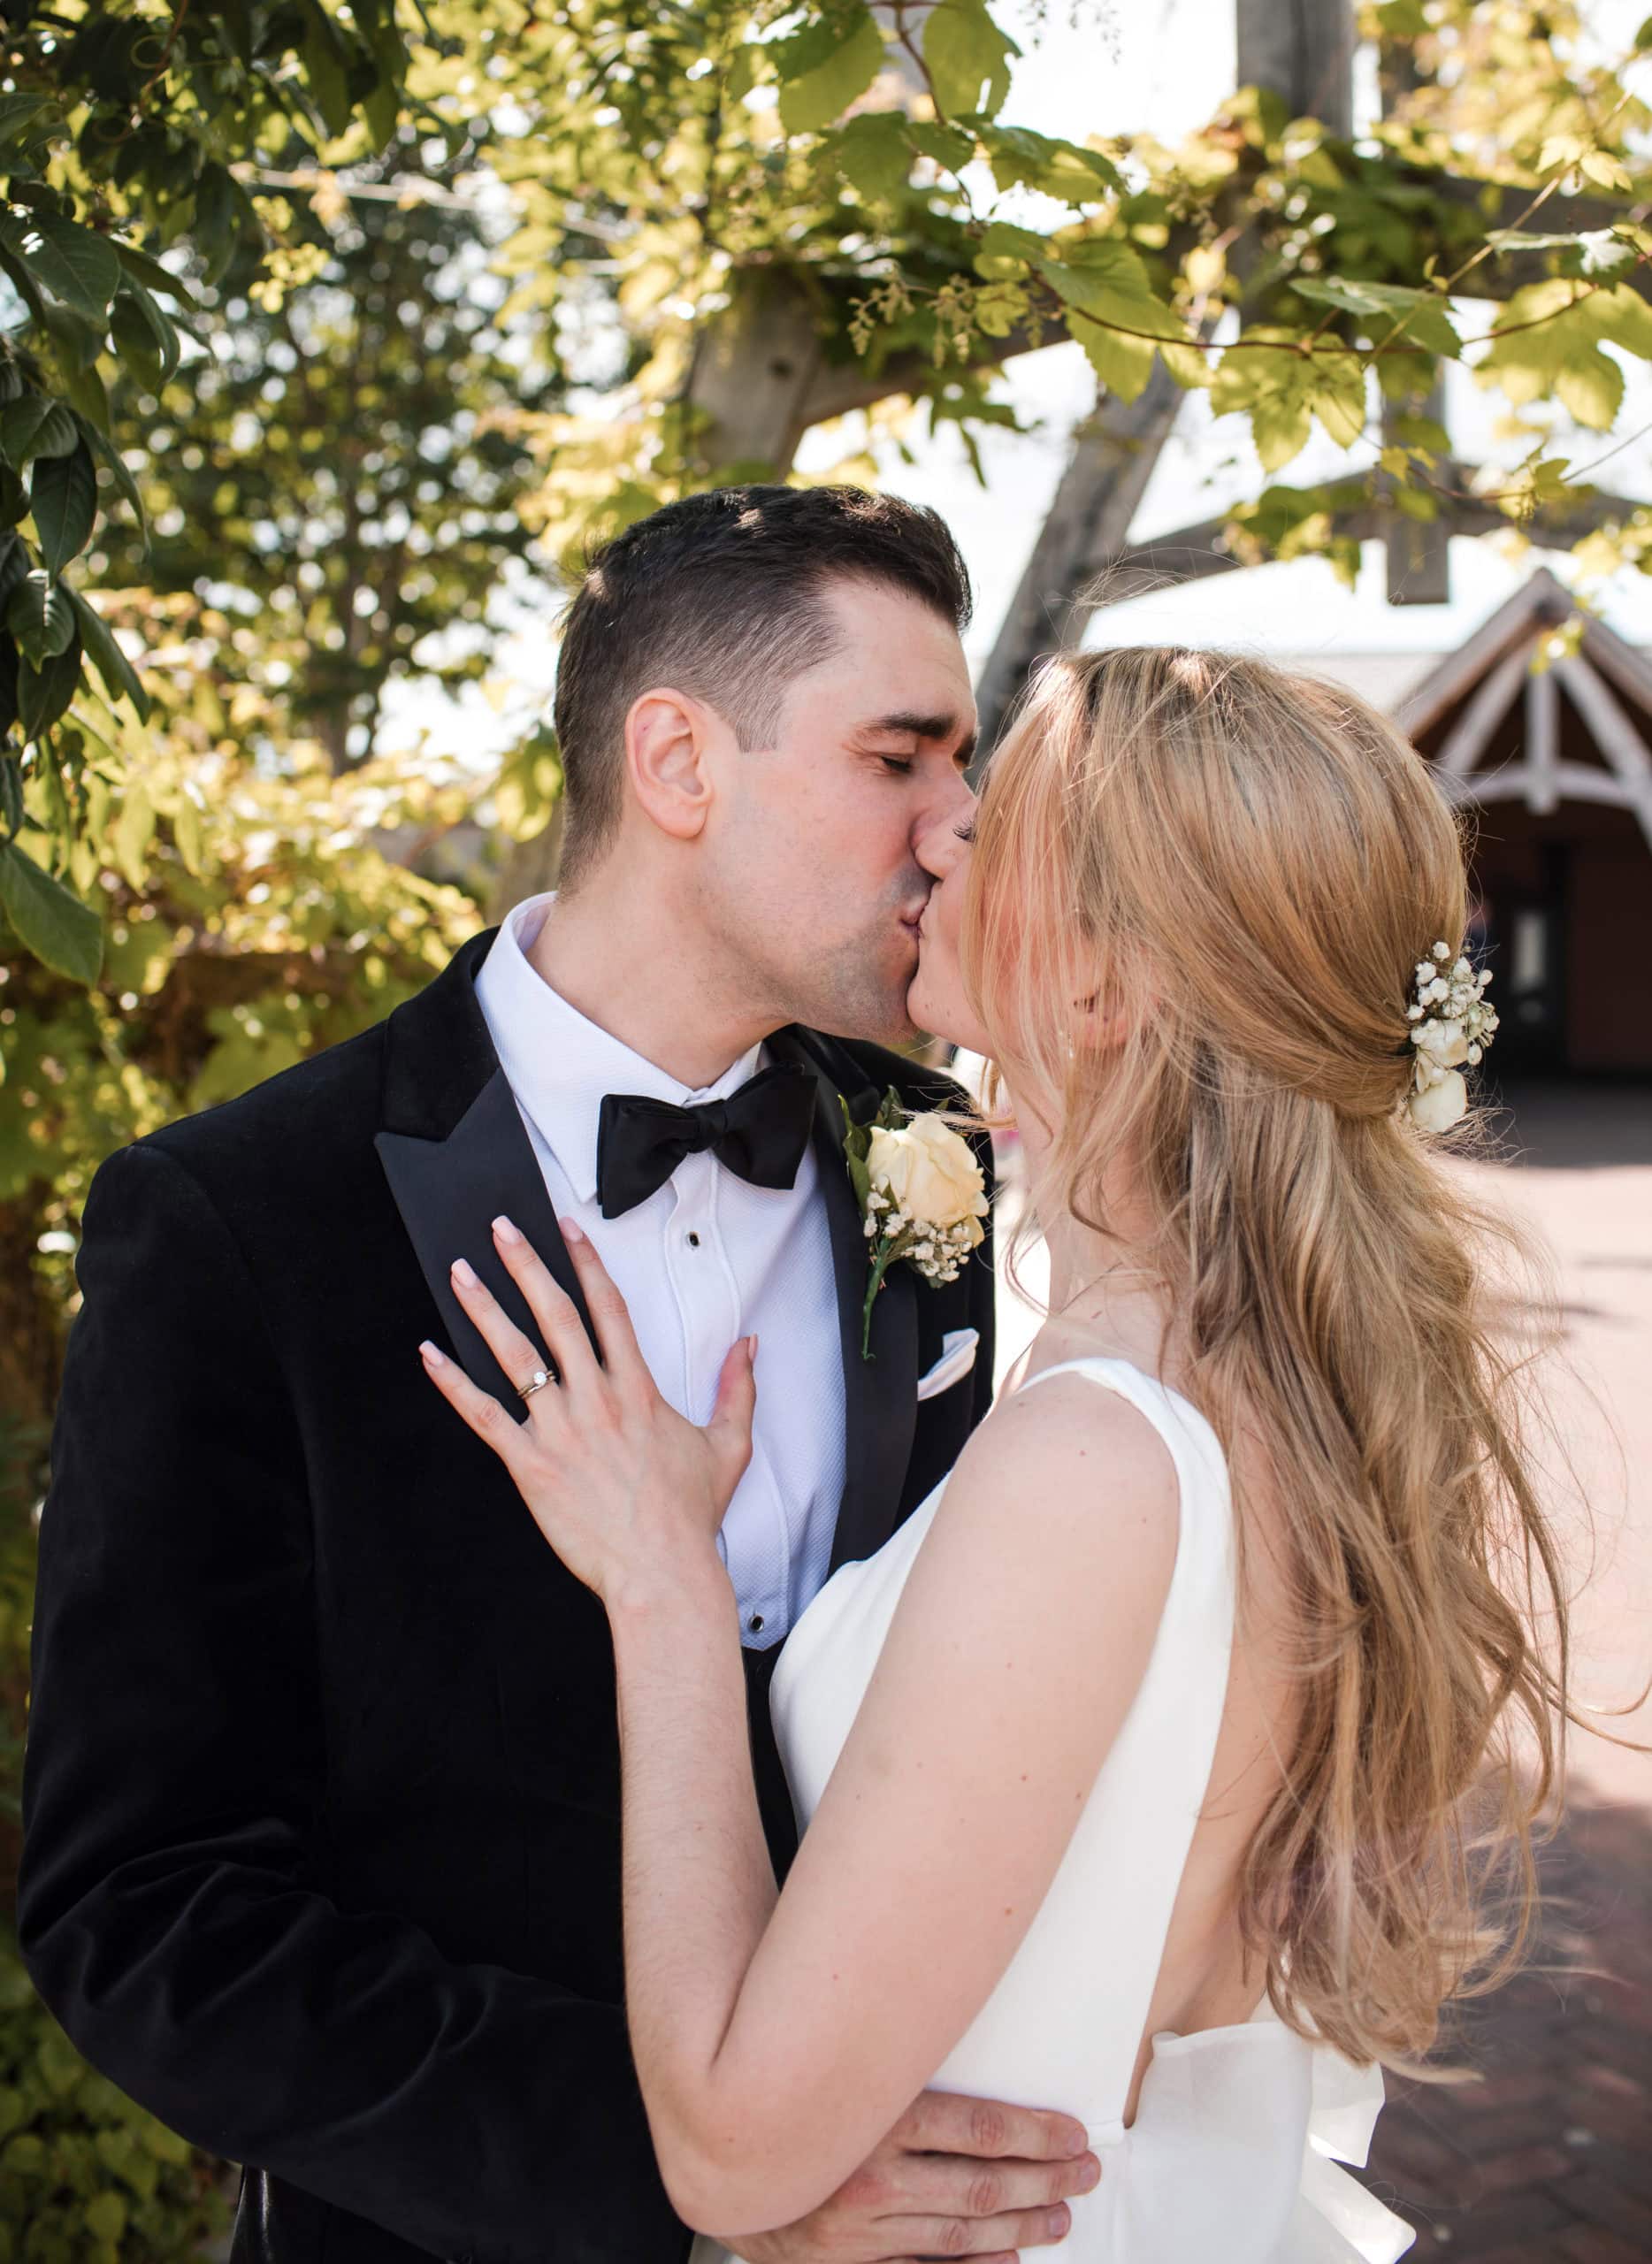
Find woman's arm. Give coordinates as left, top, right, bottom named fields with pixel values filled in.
left=611, top=1390, right=1179, bottom=2235
left=422, top=1221, right=1179, bottom=2238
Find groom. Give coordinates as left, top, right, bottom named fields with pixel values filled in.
left=19, top=484, right=1100, bottom=2263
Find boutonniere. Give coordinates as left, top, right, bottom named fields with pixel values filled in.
left=840, top=1088, right=990, bottom=1360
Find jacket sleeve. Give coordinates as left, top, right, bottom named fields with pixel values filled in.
left=18, top=1139, right=688, bottom=2264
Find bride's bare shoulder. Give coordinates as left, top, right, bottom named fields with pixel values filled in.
left=937, top=1335, right=1182, bottom=1579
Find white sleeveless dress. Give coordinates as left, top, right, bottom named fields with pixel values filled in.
left=689, top=1358, right=1417, bottom=2264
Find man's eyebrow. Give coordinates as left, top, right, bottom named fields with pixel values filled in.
left=860, top=708, right=978, bottom=768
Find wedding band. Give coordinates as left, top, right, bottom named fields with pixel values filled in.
left=516, top=1367, right=552, bottom=1398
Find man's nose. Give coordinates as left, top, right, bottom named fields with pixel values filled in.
left=914, top=771, right=976, bottom=877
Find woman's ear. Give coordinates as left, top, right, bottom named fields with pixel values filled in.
left=1072, top=978, right=1132, bottom=1053
left=623, top=686, right=715, bottom=842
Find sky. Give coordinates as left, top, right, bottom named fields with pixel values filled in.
left=377, top=0, right=1652, bottom=767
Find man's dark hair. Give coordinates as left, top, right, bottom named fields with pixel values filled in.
left=550, top=484, right=973, bottom=884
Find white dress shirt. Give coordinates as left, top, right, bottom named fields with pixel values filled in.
left=474, top=891, right=846, bottom=1648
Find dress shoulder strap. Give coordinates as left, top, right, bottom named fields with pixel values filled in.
left=1008, top=1355, right=1224, bottom=1476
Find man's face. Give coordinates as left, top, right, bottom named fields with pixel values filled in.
left=697, top=577, right=978, bottom=1044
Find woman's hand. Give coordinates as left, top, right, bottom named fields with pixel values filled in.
left=418, top=1212, right=756, bottom=1609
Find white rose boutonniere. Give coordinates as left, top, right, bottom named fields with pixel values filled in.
left=841, top=1089, right=989, bottom=1360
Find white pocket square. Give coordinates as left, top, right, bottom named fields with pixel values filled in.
left=915, top=1327, right=979, bottom=1403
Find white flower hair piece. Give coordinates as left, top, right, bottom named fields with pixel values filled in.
left=1403, top=941, right=1498, bottom=1133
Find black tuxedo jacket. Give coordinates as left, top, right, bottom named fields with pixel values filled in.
left=17, top=923, right=996, bottom=2264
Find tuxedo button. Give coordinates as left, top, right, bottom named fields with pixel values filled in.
left=749, top=1613, right=764, bottom=1633
left=686, top=1231, right=700, bottom=1247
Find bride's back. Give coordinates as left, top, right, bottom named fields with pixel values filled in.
left=1013, top=1321, right=1306, bottom=2128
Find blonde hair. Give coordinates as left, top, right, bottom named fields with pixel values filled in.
left=962, top=644, right=1576, bottom=2073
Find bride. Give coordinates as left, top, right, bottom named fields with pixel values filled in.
left=419, top=645, right=1571, bottom=2263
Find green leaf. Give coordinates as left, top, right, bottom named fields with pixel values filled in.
left=191, top=162, right=244, bottom=286
left=1595, top=283, right=1652, bottom=361
left=111, top=783, right=155, bottom=890
left=1555, top=351, right=1624, bottom=429
left=65, top=587, right=149, bottom=720
left=923, top=0, right=1019, bottom=121
left=906, top=119, right=976, bottom=172
left=6, top=570, right=74, bottom=664
left=300, top=1, right=356, bottom=137
left=36, top=294, right=104, bottom=379
left=0, top=395, right=79, bottom=470
left=16, top=214, right=122, bottom=323
left=971, top=219, right=1048, bottom=279
left=61, top=357, right=110, bottom=436
left=134, top=2115, right=190, bottom=2164
left=109, top=281, right=180, bottom=389
left=35, top=2031, right=82, bottom=2098
left=1485, top=226, right=1638, bottom=278
left=18, top=637, right=80, bottom=738
left=845, top=1147, right=870, bottom=1210
left=724, top=42, right=758, bottom=101
left=981, top=124, right=1120, bottom=202
left=1211, top=329, right=1368, bottom=470
left=1249, top=392, right=1312, bottom=472
left=773, top=9, right=886, bottom=134
left=1291, top=275, right=1460, bottom=356
left=29, top=440, right=97, bottom=576
left=82, top=2194, right=126, bottom=2245
left=0, top=531, right=27, bottom=608
left=1, top=2131, right=46, bottom=2176
left=110, top=240, right=202, bottom=309
left=836, top=112, right=911, bottom=203
left=0, top=94, right=58, bottom=156
left=78, top=420, right=149, bottom=554
left=0, top=839, right=102, bottom=984
left=1036, top=242, right=1182, bottom=403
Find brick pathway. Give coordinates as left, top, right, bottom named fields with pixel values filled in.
left=1362, top=1788, right=1652, bottom=2262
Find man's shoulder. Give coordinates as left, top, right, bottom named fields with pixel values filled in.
left=120, top=1013, right=390, bottom=1210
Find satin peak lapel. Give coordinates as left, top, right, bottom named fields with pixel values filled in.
left=769, top=1028, right=919, bottom=1573
left=374, top=928, right=594, bottom=1415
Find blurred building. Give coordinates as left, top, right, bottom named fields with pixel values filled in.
left=1275, top=568, right=1652, bottom=1079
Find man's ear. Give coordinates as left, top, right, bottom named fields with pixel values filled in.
left=623, top=686, right=715, bottom=842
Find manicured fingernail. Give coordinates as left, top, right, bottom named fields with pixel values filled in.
left=451, top=1257, right=478, bottom=1287
left=1075, top=2155, right=1101, bottom=2190
left=1047, top=2206, right=1070, bottom=2237
left=1062, top=2126, right=1090, bottom=2156
left=746, top=1333, right=759, bottom=1359
left=419, top=1340, right=444, bottom=1365
left=561, top=1216, right=586, bottom=1243
left=492, top=1214, right=522, bottom=1244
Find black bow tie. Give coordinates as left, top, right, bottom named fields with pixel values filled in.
left=595, top=1064, right=817, bottom=1220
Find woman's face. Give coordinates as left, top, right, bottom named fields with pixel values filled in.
left=907, top=804, right=994, bottom=1055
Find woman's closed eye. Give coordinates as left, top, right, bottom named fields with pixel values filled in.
left=954, top=815, right=977, bottom=844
